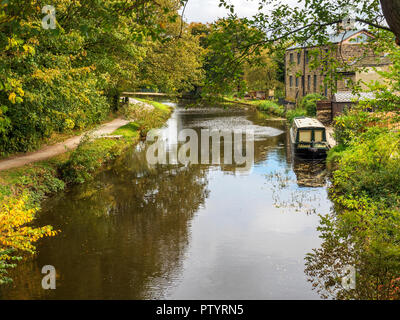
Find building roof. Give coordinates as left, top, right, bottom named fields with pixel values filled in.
left=333, top=91, right=376, bottom=103
left=294, top=117, right=325, bottom=129
left=288, top=29, right=370, bottom=50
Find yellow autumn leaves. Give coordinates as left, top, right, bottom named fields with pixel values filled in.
left=0, top=195, right=58, bottom=259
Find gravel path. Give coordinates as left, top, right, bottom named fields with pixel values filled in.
left=0, top=118, right=130, bottom=171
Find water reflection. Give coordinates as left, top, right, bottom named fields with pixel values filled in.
left=0, top=101, right=334, bottom=300
left=305, top=208, right=400, bottom=300
left=1, top=148, right=210, bottom=299
left=293, top=159, right=327, bottom=188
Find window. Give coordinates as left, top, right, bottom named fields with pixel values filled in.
left=296, top=77, right=299, bottom=87
left=299, top=130, right=312, bottom=143
left=314, top=130, right=324, bottom=142
left=324, top=84, right=328, bottom=97
left=307, top=75, right=311, bottom=91
left=305, top=51, right=309, bottom=64
left=289, top=76, right=293, bottom=87
left=290, top=53, right=294, bottom=63
left=324, top=49, right=329, bottom=67
left=297, top=52, right=301, bottom=64
left=313, top=75, right=317, bottom=92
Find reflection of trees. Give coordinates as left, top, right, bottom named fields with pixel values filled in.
left=0, top=147, right=209, bottom=300
left=305, top=210, right=400, bottom=300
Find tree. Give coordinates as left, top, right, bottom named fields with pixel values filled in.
left=137, top=1, right=205, bottom=93
left=0, top=0, right=190, bottom=154
left=380, top=0, right=400, bottom=44
left=243, top=50, right=282, bottom=93
left=197, top=0, right=399, bottom=97
left=0, top=195, right=57, bottom=284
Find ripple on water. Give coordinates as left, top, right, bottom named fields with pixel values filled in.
left=186, top=116, right=284, bottom=140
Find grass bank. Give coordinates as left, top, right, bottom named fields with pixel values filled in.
left=224, top=94, right=325, bottom=123
left=0, top=98, right=172, bottom=284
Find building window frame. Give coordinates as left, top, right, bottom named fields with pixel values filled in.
left=313, top=75, right=317, bottom=92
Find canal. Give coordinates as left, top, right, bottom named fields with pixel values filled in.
left=0, top=99, right=332, bottom=300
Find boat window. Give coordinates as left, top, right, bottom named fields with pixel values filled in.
left=314, top=130, right=324, bottom=142
left=299, top=130, right=312, bottom=142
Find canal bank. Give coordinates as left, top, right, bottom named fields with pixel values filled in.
left=0, top=98, right=173, bottom=285
left=0, top=99, right=332, bottom=299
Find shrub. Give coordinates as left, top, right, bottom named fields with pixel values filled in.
left=333, top=110, right=378, bottom=146
left=286, top=108, right=308, bottom=124
left=0, top=194, right=57, bottom=284
left=257, top=100, right=285, bottom=117
left=59, top=137, right=128, bottom=184
left=332, top=128, right=400, bottom=207
left=299, top=93, right=325, bottom=117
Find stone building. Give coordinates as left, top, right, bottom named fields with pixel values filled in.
left=285, top=29, right=391, bottom=103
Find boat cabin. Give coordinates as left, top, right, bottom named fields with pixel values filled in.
left=290, top=117, right=329, bottom=154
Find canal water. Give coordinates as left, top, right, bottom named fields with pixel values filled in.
left=0, top=100, right=332, bottom=300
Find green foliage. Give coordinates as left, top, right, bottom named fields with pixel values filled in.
left=332, top=128, right=400, bottom=207
left=112, top=123, right=140, bottom=138
left=59, top=136, right=129, bottom=184
left=60, top=99, right=171, bottom=184
left=137, top=35, right=205, bottom=93
left=333, top=110, right=377, bottom=146
left=326, top=144, right=347, bottom=165
left=257, top=100, right=285, bottom=117
left=0, top=0, right=191, bottom=155
left=0, top=165, right=65, bottom=204
left=307, top=128, right=400, bottom=299
left=0, top=248, right=20, bottom=285
left=299, top=94, right=325, bottom=117
left=243, top=50, right=283, bottom=92
left=200, top=18, right=268, bottom=96
left=286, top=108, right=308, bottom=124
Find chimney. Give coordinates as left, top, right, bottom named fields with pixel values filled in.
left=337, top=17, right=355, bottom=34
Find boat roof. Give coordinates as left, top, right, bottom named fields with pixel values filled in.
left=294, top=117, right=325, bottom=129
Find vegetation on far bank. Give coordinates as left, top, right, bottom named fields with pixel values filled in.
left=224, top=93, right=324, bottom=122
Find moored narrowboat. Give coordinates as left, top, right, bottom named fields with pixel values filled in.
left=290, top=117, right=329, bottom=156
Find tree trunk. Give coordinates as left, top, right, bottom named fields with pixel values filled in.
left=381, top=0, right=400, bottom=45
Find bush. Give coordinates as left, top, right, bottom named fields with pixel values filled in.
left=333, top=110, right=378, bottom=146
left=286, top=108, right=308, bottom=124
left=59, top=137, right=129, bottom=184
left=0, top=194, right=57, bottom=284
left=257, top=100, right=285, bottom=117
left=299, top=93, right=325, bottom=117
left=332, top=128, right=400, bottom=207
